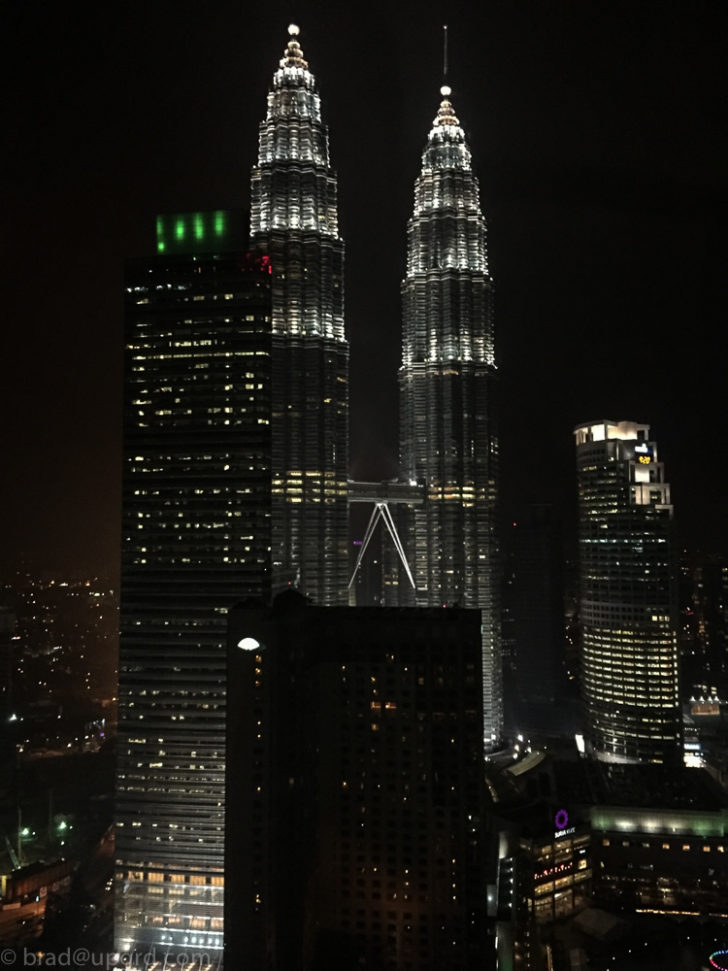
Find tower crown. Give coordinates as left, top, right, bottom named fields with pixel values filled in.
left=265, top=25, right=321, bottom=132
left=423, top=88, right=472, bottom=173
left=406, top=87, right=488, bottom=285
left=250, top=24, right=344, bottom=335
left=434, top=87, right=459, bottom=127
left=279, top=25, right=309, bottom=71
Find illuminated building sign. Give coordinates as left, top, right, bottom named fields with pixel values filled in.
left=634, top=443, right=654, bottom=465
left=554, top=808, right=575, bottom=838
left=156, top=210, right=247, bottom=255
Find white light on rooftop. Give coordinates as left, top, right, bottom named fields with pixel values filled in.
left=237, top=636, right=261, bottom=652
left=288, top=23, right=300, bottom=36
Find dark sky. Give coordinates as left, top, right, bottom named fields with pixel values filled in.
left=3, top=0, right=726, bottom=579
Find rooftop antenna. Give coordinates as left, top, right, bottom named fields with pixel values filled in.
left=441, top=25, right=451, bottom=98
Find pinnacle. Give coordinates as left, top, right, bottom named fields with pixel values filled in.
left=434, top=93, right=460, bottom=128
left=279, top=24, right=309, bottom=70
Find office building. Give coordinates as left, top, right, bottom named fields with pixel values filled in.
left=680, top=552, right=728, bottom=694
left=115, top=210, right=272, bottom=958
left=574, top=420, right=682, bottom=765
left=502, top=507, right=565, bottom=734
left=397, top=86, right=502, bottom=750
left=226, top=593, right=489, bottom=970
left=250, top=24, right=349, bottom=604
left=587, top=762, right=728, bottom=921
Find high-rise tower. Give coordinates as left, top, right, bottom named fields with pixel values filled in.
left=250, top=25, right=349, bottom=604
left=398, top=86, right=501, bottom=749
left=574, top=420, right=682, bottom=764
left=116, top=212, right=272, bottom=959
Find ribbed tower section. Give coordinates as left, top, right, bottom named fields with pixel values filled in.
left=250, top=26, right=348, bottom=604
left=400, top=89, right=502, bottom=750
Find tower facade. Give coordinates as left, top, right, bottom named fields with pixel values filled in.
left=116, top=212, right=272, bottom=959
left=250, top=25, right=349, bottom=605
left=574, top=420, right=682, bottom=764
left=399, top=88, right=501, bottom=749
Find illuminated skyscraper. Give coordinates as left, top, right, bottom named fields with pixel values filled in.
left=398, top=86, right=502, bottom=749
left=250, top=25, right=349, bottom=604
left=574, top=420, right=682, bottom=764
left=115, top=212, right=271, bottom=959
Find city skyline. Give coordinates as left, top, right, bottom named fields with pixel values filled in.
left=3, top=1, right=726, bottom=578
left=2, top=10, right=728, bottom=965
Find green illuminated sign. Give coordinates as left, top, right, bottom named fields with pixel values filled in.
left=155, top=210, right=246, bottom=255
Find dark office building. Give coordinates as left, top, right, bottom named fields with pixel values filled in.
left=115, top=210, right=272, bottom=958
left=502, top=507, right=565, bottom=734
left=226, top=593, right=490, bottom=970
left=680, top=552, right=728, bottom=694
left=396, top=85, right=501, bottom=751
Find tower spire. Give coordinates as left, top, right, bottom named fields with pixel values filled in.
left=439, top=26, right=454, bottom=119
left=280, top=22, right=307, bottom=69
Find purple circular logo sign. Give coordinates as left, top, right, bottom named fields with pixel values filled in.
left=554, top=809, right=569, bottom=830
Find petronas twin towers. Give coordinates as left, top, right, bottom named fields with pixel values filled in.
left=256, top=24, right=502, bottom=738
left=249, top=24, right=501, bottom=652
left=116, top=23, right=500, bottom=962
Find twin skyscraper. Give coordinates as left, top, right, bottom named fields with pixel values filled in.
left=116, top=25, right=500, bottom=962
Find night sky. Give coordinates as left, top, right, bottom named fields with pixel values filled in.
left=3, top=0, right=726, bottom=580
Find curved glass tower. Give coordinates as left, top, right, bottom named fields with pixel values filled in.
left=574, top=420, right=682, bottom=764
left=399, top=87, right=502, bottom=750
left=250, top=25, right=349, bottom=604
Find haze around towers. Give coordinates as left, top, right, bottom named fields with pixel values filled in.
left=3, top=3, right=724, bottom=576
